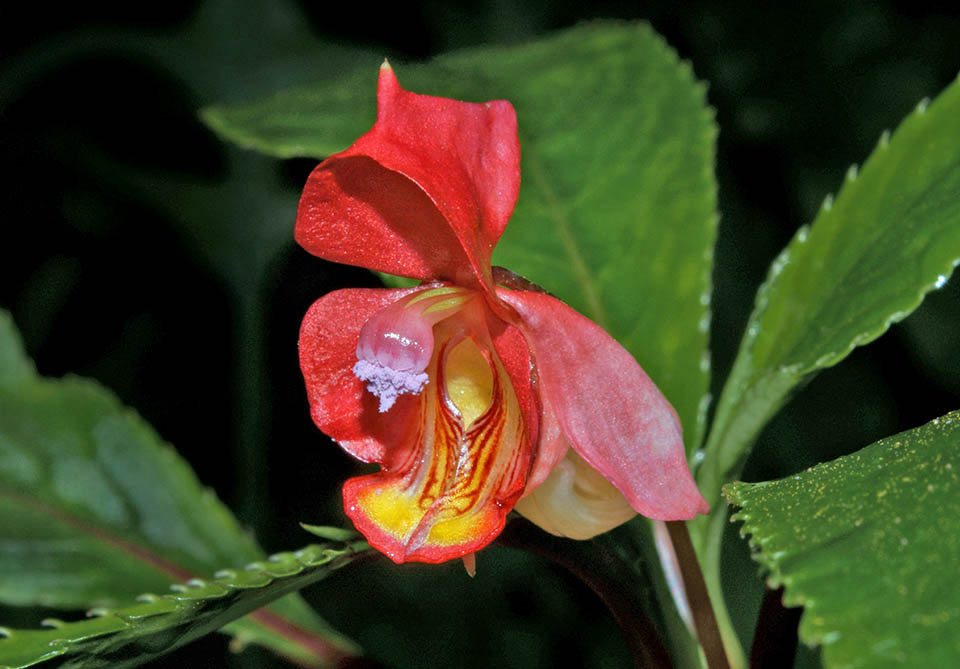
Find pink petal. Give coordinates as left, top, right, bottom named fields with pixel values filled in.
left=487, top=306, right=569, bottom=491
left=500, top=290, right=709, bottom=520
left=296, top=63, right=520, bottom=290
left=299, top=287, right=422, bottom=463
left=523, top=390, right=570, bottom=491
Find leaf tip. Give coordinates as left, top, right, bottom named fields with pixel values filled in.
left=299, top=523, right=360, bottom=542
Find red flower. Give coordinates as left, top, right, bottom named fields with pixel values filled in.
left=297, top=63, right=708, bottom=564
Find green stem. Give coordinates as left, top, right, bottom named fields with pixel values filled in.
left=696, top=507, right=746, bottom=669
left=689, top=362, right=793, bottom=668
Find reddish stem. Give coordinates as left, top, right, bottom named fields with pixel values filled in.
left=665, top=521, right=730, bottom=669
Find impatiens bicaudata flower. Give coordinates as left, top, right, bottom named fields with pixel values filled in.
left=296, top=62, right=708, bottom=564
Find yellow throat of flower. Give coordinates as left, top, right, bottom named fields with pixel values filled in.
left=443, top=336, right=494, bottom=427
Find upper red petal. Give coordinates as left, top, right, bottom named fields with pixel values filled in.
left=296, top=156, right=478, bottom=287
left=295, top=63, right=520, bottom=289
left=299, top=286, right=423, bottom=463
left=500, top=289, right=709, bottom=520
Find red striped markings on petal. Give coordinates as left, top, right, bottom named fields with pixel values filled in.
left=344, top=304, right=531, bottom=563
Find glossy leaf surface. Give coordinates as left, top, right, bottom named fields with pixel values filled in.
left=725, top=411, right=960, bottom=667
left=203, top=20, right=718, bottom=452
left=699, top=75, right=960, bottom=505
left=0, top=540, right=370, bottom=668
left=0, top=311, right=358, bottom=666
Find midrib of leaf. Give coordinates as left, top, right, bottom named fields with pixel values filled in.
left=525, top=150, right=609, bottom=330
left=243, top=608, right=343, bottom=661
left=0, top=484, right=343, bottom=663
left=0, top=485, right=193, bottom=583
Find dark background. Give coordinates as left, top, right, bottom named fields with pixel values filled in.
left=2, top=1, right=959, bottom=667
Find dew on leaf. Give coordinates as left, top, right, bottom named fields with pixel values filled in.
left=821, top=631, right=841, bottom=645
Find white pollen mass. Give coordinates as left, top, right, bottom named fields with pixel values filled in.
left=353, top=359, right=429, bottom=412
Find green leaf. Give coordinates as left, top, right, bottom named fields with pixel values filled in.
left=0, top=312, right=32, bottom=388
left=0, top=310, right=358, bottom=666
left=699, top=75, right=960, bottom=505
left=203, top=21, right=718, bottom=450
left=472, top=24, right=716, bottom=452
left=725, top=411, right=960, bottom=668
left=299, top=524, right=361, bottom=543
left=0, top=540, right=371, bottom=669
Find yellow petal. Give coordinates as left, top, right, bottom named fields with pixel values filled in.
left=444, top=336, right=494, bottom=427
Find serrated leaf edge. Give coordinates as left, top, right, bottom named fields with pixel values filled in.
left=741, top=83, right=960, bottom=382
left=0, top=539, right=371, bottom=668
left=723, top=484, right=828, bottom=642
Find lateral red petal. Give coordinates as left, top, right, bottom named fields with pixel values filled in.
left=486, top=314, right=539, bottom=455
left=500, top=290, right=709, bottom=520
left=486, top=312, right=567, bottom=490
left=295, top=64, right=520, bottom=288
left=523, top=391, right=571, bottom=491
left=298, top=287, right=422, bottom=463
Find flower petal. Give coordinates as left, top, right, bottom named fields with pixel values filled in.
left=344, top=321, right=531, bottom=563
left=299, top=286, right=423, bottom=463
left=500, top=290, right=709, bottom=520
left=485, top=311, right=575, bottom=492
left=514, top=450, right=636, bottom=540
left=297, top=156, right=477, bottom=286
left=485, top=314, right=544, bottom=456
left=296, top=63, right=520, bottom=289
left=523, top=390, right=570, bottom=491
